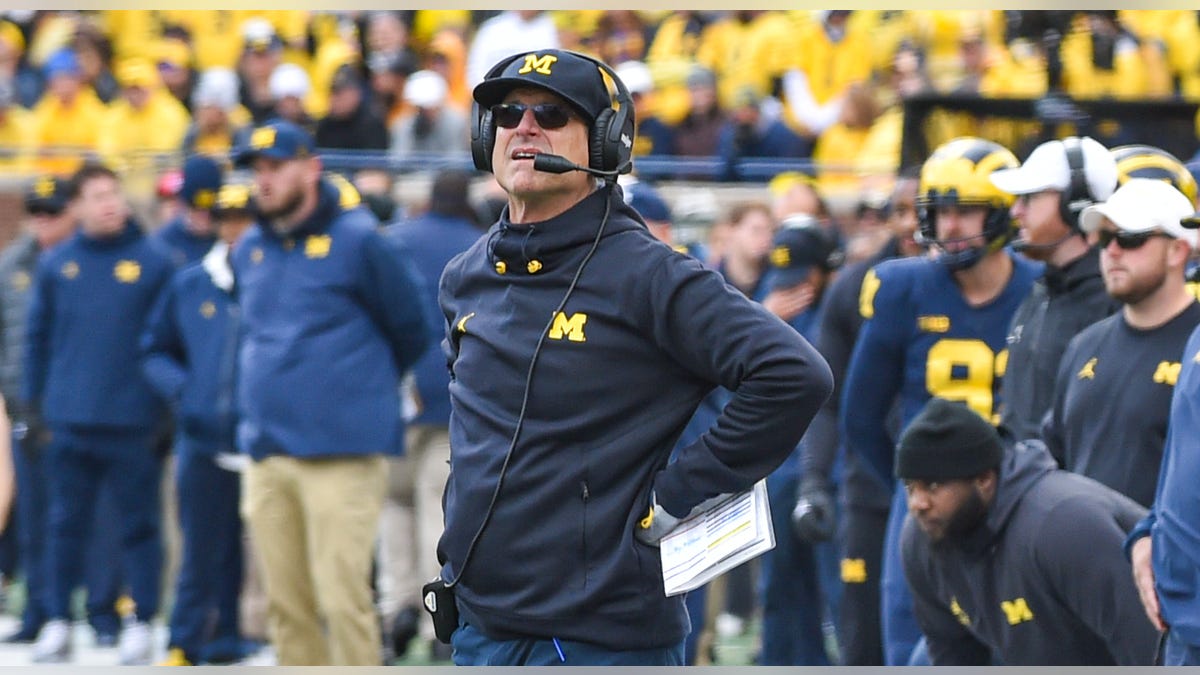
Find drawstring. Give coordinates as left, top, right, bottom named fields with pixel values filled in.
left=519, top=225, right=537, bottom=267
left=485, top=222, right=509, bottom=267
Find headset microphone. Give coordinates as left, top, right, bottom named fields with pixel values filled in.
left=533, top=153, right=623, bottom=179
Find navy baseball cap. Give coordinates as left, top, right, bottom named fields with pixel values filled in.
left=625, top=182, right=672, bottom=223
left=234, top=120, right=316, bottom=167
left=180, top=155, right=224, bottom=209
left=769, top=217, right=842, bottom=289
left=212, top=182, right=255, bottom=218
left=24, top=175, right=70, bottom=214
left=474, top=49, right=613, bottom=124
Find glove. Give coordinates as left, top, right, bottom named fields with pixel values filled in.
left=792, top=478, right=836, bottom=542
left=635, top=490, right=735, bottom=547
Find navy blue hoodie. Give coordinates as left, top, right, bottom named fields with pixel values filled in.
left=140, top=243, right=240, bottom=451
left=152, top=214, right=218, bottom=268
left=438, top=185, right=833, bottom=650
left=231, top=179, right=429, bottom=460
left=23, top=221, right=174, bottom=430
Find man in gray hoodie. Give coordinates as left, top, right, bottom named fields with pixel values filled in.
left=898, top=397, right=1158, bottom=665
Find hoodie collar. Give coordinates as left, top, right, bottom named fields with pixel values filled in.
left=78, top=219, right=142, bottom=249
left=1043, top=245, right=1101, bottom=295
left=486, top=184, right=645, bottom=275
left=953, top=437, right=1058, bottom=556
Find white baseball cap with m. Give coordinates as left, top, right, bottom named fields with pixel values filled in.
left=1079, top=178, right=1198, bottom=248
left=989, top=136, right=1117, bottom=201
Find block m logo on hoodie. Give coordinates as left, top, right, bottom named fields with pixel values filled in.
left=548, top=312, right=587, bottom=342
left=1000, top=597, right=1034, bottom=625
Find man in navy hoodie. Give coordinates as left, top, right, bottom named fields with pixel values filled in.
left=230, top=120, right=429, bottom=666
left=152, top=155, right=222, bottom=268
left=23, top=163, right=175, bottom=665
left=141, top=182, right=257, bottom=666
left=436, top=49, right=833, bottom=666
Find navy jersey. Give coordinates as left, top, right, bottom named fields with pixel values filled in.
left=843, top=252, right=1043, bottom=486
left=1043, top=301, right=1200, bottom=507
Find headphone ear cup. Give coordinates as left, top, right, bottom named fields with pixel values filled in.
left=609, top=106, right=634, bottom=174
left=471, top=105, right=495, bottom=173
left=589, top=108, right=615, bottom=172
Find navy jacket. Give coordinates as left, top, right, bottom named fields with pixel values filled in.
left=23, top=222, right=174, bottom=430
left=140, top=243, right=240, bottom=451
left=387, top=213, right=483, bottom=427
left=152, top=215, right=218, bottom=268
left=231, top=179, right=429, bottom=460
left=438, top=186, right=833, bottom=650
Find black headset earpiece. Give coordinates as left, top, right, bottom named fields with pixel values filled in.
left=1060, top=136, right=1089, bottom=230
left=470, top=50, right=636, bottom=176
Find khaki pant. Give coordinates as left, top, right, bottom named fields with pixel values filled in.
left=377, top=425, right=451, bottom=641
left=242, top=454, right=388, bottom=666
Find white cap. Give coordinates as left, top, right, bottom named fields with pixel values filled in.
left=614, top=60, right=653, bottom=96
left=402, top=70, right=447, bottom=108
left=269, top=63, right=310, bottom=100
left=990, top=136, right=1118, bottom=203
left=1080, top=178, right=1197, bottom=248
left=192, top=68, right=239, bottom=111
left=242, top=18, right=276, bottom=43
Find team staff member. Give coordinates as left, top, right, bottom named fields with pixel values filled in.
left=793, top=168, right=922, bottom=665
left=141, top=182, right=257, bottom=666
left=841, top=137, right=1042, bottom=665
left=23, top=164, right=175, bottom=665
left=1128, top=283, right=1200, bottom=665
left=437, top=49, right=833, bottom=666
left=1042, top=179, right=1200, bottom=508
left=989, top=137, right=1120, bottom=441
left=899, top=398, right=1157, bottom=665
left=152, top=155, right=223, bottom=268
left=231, top=120, right=429, bottom=666
left=0, top=176, right=76, bottom=644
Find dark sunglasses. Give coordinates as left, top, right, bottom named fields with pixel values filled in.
left=26, top=206, right=62, bottom=217
left=1096, top=229, right=1172, bottom=250
left=491, top=103, right=574, bottom=130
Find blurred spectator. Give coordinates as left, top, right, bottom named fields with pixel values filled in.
left=367, top=50, right=418, bottom=126
left=781, top=11, right=872, bottom=143
left=72, top=23, right=118, bottom=103
left=587, top=11, right=649, bottom=66
left=698, top=11, right=794, bottom=111
left=717, top=87, right=807, bottom=181
left=156, top=38, right=195, bottom=112
left=267, top=63, right=314, bottom=132
left=0, top=78, right=32, bottom=174
left=316, top=64, right=389, bottom=152
left=365, top=12, right=418, bottom=76
left=389, top=69, right=468, bottom=160
left=353, top=169, right=400, bottom=224
left=812, top=82, right=880, bottom=198
left=30, top=49, right=105, bottom=174
left=671, top=66, right=725, bottom=161
left=154, top=168, right=183, bottom=225
left=466, top=11, right=560, bottom=87
left=238, top=18, right=284, bottom=124
left=614, top=60, right=674, bottom=157
left=1061, top=11, right=1150, bottom=100
left=0, top=19, right=42, bottom=108
left=183, top=68, right=248, bottom=156
left=425, top=29, right=470, bottom=112
left=152, top=155, right=222, bottom=267
left=99, top=59, right=190, bottom=169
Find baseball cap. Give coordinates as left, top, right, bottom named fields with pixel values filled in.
left=24, top=175, right=70, bottom=215
left=989, top=136, right=1117, bottom=201
left=615, top=60, right=653, bottom=96
left=193, top=68, right=239, bottom=111
left=1079, top=178, right=1198, bottom=247
left=213, top=182, right=255, bottom=218
left=180, top=155, right=224, bottom=209
left=234, top=120, right=316, bottom=167
left=403, top=70, right=448, bottom=108
left=768, top=216, right=842, bottom=289
left=242, top=18, right=282, bottom=54
left=330, top=63, right=363, bottom=92
left=625, top=182, right=672, bottom=223
left=474, top=49, right=614, bottom=124
left=116, top=59, right=159, bottom=89
left=43, top=49, right=81, bottom=79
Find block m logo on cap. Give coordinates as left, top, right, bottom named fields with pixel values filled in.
left=250, top=126, right=277, bottom=150
left=518, top=53, right=558, bottom=76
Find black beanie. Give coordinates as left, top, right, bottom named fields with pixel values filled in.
left=895, top=398, right=1003, bottom=481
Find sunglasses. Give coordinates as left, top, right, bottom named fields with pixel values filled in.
left=1096, top=229, right=1172, bottom=250
left=491, top=103, right=574, bottom=130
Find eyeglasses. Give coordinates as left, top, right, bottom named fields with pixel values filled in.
left=491, top=103, right=574, bottom=130
left=1096, top=229, right=1172, bottom=250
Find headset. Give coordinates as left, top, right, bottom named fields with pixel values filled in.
left=470, top=49, right=636, bottom=179
left=1059, top=136, right=1089, bottom=230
